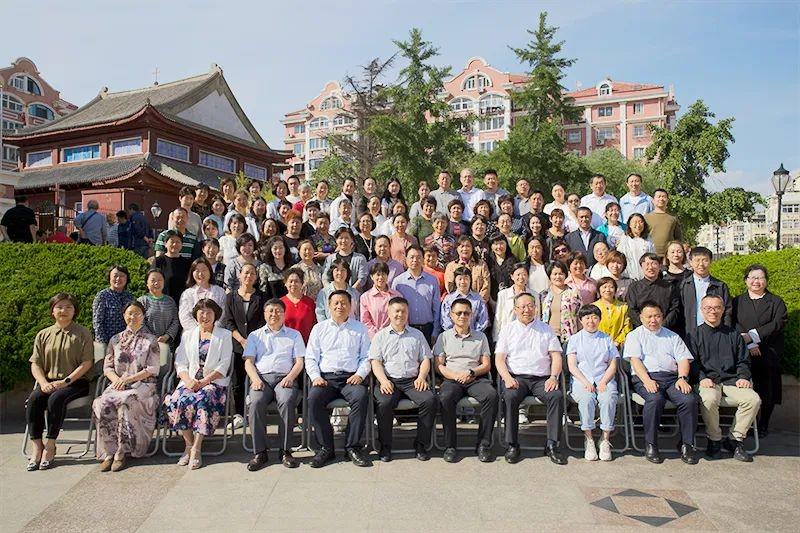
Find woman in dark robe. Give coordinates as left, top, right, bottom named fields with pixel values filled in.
left=732, top=264, right=788, bottom=437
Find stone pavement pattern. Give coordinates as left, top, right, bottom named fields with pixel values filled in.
left=1, top=422, right=798, bottom=533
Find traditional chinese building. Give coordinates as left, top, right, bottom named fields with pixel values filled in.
left=6, top=64, right=289, bottom=229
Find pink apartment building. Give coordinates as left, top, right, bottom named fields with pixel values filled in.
left=283, top=57, right=679, bottom=177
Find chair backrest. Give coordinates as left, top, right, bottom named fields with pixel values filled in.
left=157, top=342, right=172, bottom=380
left=93, top=341, right=107, bottom=363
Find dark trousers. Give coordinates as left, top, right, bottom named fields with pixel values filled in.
left=633, top=371, right=698, bottom=446
left=232, top=351, right=246, bottom=416
left=500, top=374, right=563, bottom=445
left=308, top=373, right=368, bottom=451
left=26, top=380, right=91, bottom=440
left=439, top=377, right=498, bottom=448
left=410, top=323, right=433, bottom=346
left=373, top=377, right=437, bottom=451
left=249, top=373, right=301, bottom=453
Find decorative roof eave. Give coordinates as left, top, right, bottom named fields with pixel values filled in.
left=5, top=104, right=149, bottom=143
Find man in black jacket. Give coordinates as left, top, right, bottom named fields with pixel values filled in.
left=564, top=207, right=606, bottom=267
left=688, top=294, right=760, bottom=462
left=680, top=246, right=732, bottom=339
left=625, top=253, right=680, bottom=329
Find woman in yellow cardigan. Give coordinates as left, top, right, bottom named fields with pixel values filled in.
left=593, top=277, right=632, bottom=349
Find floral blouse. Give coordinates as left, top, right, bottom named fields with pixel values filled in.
left=105, top=327, right=160, bottom=386
left=540, top=286, right=583, bottom=342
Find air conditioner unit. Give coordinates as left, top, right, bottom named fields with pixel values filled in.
left=596, top=138, right=605, bottom=146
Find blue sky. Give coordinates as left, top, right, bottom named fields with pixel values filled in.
left=6, top=0, right=799, bottom=195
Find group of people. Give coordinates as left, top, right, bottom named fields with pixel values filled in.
left=22, top=170, right=788, bottom=472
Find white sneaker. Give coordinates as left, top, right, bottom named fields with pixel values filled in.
left=228, top=414, right=245, bottom=431
left=598, top=439, right=612, bottom=461
left=584, top=438, right=598, bottom=461
left=518, top=409, right=529, bottom=424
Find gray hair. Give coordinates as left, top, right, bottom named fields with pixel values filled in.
left=86, top=200, right=99, bottom=210
left=432, top=212, right=448, bottom=224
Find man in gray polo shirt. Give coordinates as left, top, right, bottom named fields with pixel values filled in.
left=369, top=296, right=436, bottom=462
left=434, top=297, right=498, bottom=463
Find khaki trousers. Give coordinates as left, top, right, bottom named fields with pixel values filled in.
left=697, top=384, right=761, bottom=441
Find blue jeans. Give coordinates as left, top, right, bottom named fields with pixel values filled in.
left=570, top=379, right=618, bottom=431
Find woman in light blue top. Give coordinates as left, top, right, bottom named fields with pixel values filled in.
left=566, top=304, right=620, bottom=462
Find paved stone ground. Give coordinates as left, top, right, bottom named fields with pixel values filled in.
left=2, top=411, right=798, bottom=533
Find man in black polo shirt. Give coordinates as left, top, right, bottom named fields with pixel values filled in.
left=625, top=253, right=680, bottom=329
left=1, top=196, right=37, bottom=243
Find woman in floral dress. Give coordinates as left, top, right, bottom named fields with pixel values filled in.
left=92, top=301, right=160, bottom=472
left=163, top=299, right=232, bottom=469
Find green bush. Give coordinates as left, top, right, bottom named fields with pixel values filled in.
left=0, top=243, right=149, bottom=391
left=710, top=248, right=800, bottom=376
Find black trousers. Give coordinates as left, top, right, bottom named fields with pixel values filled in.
left=439, top=377, right=498, bottom=448
left=26, top=380, right=91, bottom=440
left=373, top=377, right=437, bottom=451
left=232, top=351, right=246, bottom=416
left=500, top=374, right=563, bottom=445
left=632, top=371, right=697, bottom=446
left=307, top=373, right=368, bottom=451
left=410, top=323, right=433, bottom=346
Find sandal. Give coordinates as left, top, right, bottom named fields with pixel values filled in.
left=177, top=453, right=191, bottom=466
left=111, top=456, right=126, bottom=472
left=39, top=445, right=56, bottom=470
left=26, top=459, right=40, bottom=472
left=100, top=457, right=114, bottom=472
left=189, top=449, right=202, bottom=470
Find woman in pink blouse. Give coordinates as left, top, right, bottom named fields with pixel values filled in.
left=360, top=262, right=401, bottom=339
left=388, top=213, right=417, bottom=268
left=565, top=252, right=598, bottom=306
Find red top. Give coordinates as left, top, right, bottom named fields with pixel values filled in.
left=424, top=266, right=447, bottom=300
left=46, top=232, right=73, bottom=244
left=280, top=294, right=316, bottom=343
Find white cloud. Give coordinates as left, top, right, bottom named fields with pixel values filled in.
left=706, top=169, right=773, bottom=195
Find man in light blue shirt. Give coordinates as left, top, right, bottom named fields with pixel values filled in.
left=618, top=173, right=654, bottom=223
left=243, top=299, right=305, bottom=471
left=580, top=175, right=618, bottom=228
left=391, top=245, right=441, bottom=343
left=457, top=168, right=485, bottom=222
left=624, top=301, right=698, bottom=465
left=74, top=200, right=107, bottom=245
left=305, top=290, right=371, bottom=468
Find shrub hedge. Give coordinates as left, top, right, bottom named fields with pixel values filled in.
left=0, top=243, right=148, bottom=391
left=710, top=247, right=800, bottom=377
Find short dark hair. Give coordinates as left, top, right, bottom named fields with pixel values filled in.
left=179, top=186, right=195, bottom=198
left=640, top=300, right=664, bottom=314
left=235, top=233, right=257, bottom=254
left=334, top=227, right=355, bottom=240
left=186, top=258, right=213, bottom=288
left=546, top=260, right=569, bottom=278
left=625, top=213, right=650, bottom=238
left=577, top=304, right=602, bottom=320
left=328, top=289, right=352, bottom=304
left=192, top=298, right=223, bottom=322
left=49, top=292, right=80, bottom=316
left=639, top=252, right=660, bottom=266
left=406, top=244, right=424, bottom=256
left=128, top=203, right=140, bottom=211
left=283, top=266, right=305, bottom=284
left=690, top=246, right=713, bottom=260
left=421, top=196, right=437, bottom=208
left=743, top=263, right=769, bottom=282
left=484, top=168, right=498, bottom=177
left=653, top=188, right=668, bottom=196
left=227, top=213, right=247, bottom=232
left=451, top=297, right=472, bottom=311
left=596, top=276, right=618, bottom=291
left=327, top=258, right=352, bottom=283
left=145, top=268, right=165, bottom=285
left=388, top=296, right=408, bottom=308
left=369, top=261, right=389, bottom=276
left=576, top=206, right=593, bottom=217
left=163, top=229, right=183, bottom=243
left=116, top=210, right=127, bottom=219
left=604, top=202, right=620, bottom=214
left=263, top=298, right=286, bottom=312
left=626, top=173, right=642, bottom=182
left=453, top=266, right=472, bottom=280
left=567, top=252, right=588, bottom=269
left=591, top=174, right=606, bottom=183
left=448, top=198, right=465, bottom=210
left=107, top=264, right=130, bottom=289
left=606, top=250, right=627, bottom=269
left=124, top=300, right=146, bottom=316
left=305, top=200, right=321, bottom=210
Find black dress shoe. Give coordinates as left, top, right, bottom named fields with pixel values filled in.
left=645, top=443, right=663, bottom=464
left=680, top=443, right=698, bottom=465
left=757, top=427, right=769, bottom=439
left=378, top=447, right=392, bottom=463
left=725, top=439, right=753, bottom=462
left=309, top=447, right=335, bottom=468
left=247, top=451, right=269, bottom=471
left=415, top=446, right=430, bottom=462
left=504, top=444, right=521, bottom=464
left=346, top=447, right=371, bottom=467
left=443, top=447, right=458, bottom=463
left=477, top=445, right=493, bottom=463
left=280, top=450, right=299, bottom=468
left=721, top=437, right=736, bottom=453
left=705, top=439, right=722, bottom=459
left=544, top=443, right=567, bottom=465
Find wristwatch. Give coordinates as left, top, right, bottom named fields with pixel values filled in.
left=676, top=376, right=688, bottom=382
left=64, top=377, right=72, bottom=384
left=468, top=369, right=476, bottom=378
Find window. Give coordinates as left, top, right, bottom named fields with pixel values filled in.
left=633, top=147, right=646, bottom=159
left=309, top=137, right=329, bottom=150
left=567, top=131, right=581, bottom=143
left=2, top=94, right=23, bottom=112
left=597, top=127, right=614, bottom=140
left=308, top=158, right=323, bottom=170
left=110, top=137, right=142, bottom=156
left=63, top=144, right=100, bottom=162
left=320, top=96, right=342, bottom=110
left=11, top=75, right=42, bottom=95
left=3, top=146, right=19, bottom=162
left=598, top=83, right=611, bottom=96
left=28, top=104, right=55, bottom=120
left=478, top=141, right=498, bottom=153
left=293, top=143, right=304, bottom=155
left=633, top=125, right=646, bottom=138
left=449, top=97, right=473, bottom=111
left=293, top=162, right=305, bottom=173
left=633, top=102, right=644, bottom=114
left=479, top=94, right=505, bottom=113
left=293, top=124, right=305, bottom=134
left=309, top=117, right=329, bottom=129
left=244, top=163, right=267, bottom=181
left=598, top=106, right=613, bottom=117
left=27, top=150, right=52, bottom=167
left=2, top=119, right=23, bottom=131
left=782, top=204, right=800, bottom=214
left=156, top=138, right=190, bottom=161
left=199, top=150, right=235, bottom=173
left=478, top=116, right=504, bottom=131
left=333, top=114, right=353, bottom=126
left=463, top=74, right=490, bottom=90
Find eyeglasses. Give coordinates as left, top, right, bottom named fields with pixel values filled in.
left=702, top=305, right=724, bottom=311
left=453, top=311, right=472, bottom=316
left=747, top=276, right=766, bottom=281
left=515, top=304, right=536, bottom=311
left=555, top=248, right=568, bottom=254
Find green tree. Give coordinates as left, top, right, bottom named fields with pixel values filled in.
left=645, top=99, right=736, bottom=239
left=489, top=11, right=585, bottom=192
left=370, top=29, right=472, bottom=194
left=747, top=235, right=773, bottom=253
left=706, top=187, right=765, bottom=226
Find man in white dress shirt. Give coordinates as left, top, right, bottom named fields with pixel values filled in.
left=495, top=292, right=567, bottom=465
left=580, top=174, right=618, bottom=228
left=618, top=173, right=654, bottom=224
left=457, top=168, right=484, bottom=222
left=305, top=290, right=372, bottom=467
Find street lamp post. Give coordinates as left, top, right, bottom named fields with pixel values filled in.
left=771, top=163, right=791, bottom=251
